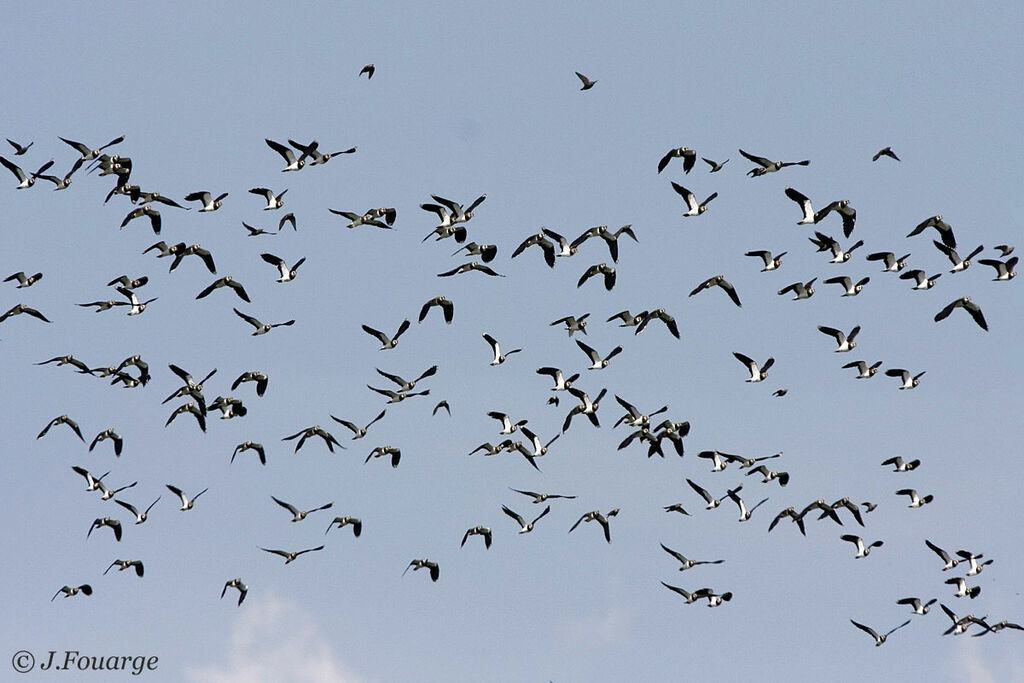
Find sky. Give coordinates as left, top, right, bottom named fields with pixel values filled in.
left=2, top=1, right=1023, bottom=681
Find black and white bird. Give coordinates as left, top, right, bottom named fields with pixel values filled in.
left=745, top=250, right=787, bottom=271
left=777, top=278, right=816, bottom=300
left=167, top=484, right=209, bottom=511
left=52, top=584, right=93, bottom=601
left=957, top=550, right=994, bottom=577
left=120, top=206, right=162, bottom=234
left=231, top=371, right=269, bottom=397
left=184, top=191, right=228, bottom=212
left=509, top=488, right=575, bottom=504
left=488, top=411, right=528, bottom=435
left=900, top=269, right=942, bottom=290
left=231, top=441, right=267, bottom=465
left=686, top=478, right=724, bottom=510
left=331, top=409, right=386, bottom=440
left=403, top=559, right=440, bottom=581
left=702, top=157, right=729, bottom=172
left=483, top=334, right=522, bottom=365
left=925, top=540, right=960, bottom=571
left=271, top=495, right=333, bottom=522
left=577, top=263, right=616, bottom=290
left=725, top=486, right=769, bottom=522
left=635, top=309, right=680, bottom=338
left=977, top=256, right=1017, bottom=281
left=934, top=296, right=988, bottom=331
left=38, top=415, right=85, bottom=442
left=908, top=215, right=956, bottom=248
left=897, top=597, right=937, bottom=615
left=576, top=339, right=623, bottom=370
left=419, top=296, right=454, bottom=324
left=689, top=275, right=741, bottom=307
left=896, top=489, right=934, bottom=508
left=196, top=276, right=250, bottom=303
left=362, top=319, right=410, bottom=349
left=452, top=242, right=498, bottom=263
left=562, top=387, right=607, bottom=432
left=88, top=517, right=122, bottom=542
left=733, top=352, right=774, bottom=382
left=6, top=138, right=33, bottom=155
left=933, top=241, right=983, bottom=273
left=325, top=516, right=362, bottom=537
left=841, top=534, right=884, bottom=558
left=671, top=182, right=718, bottom=216
left=265, top=138, right=306, bottom=171
left=260, top=546, right=325, bottom=564
left=945, top=576, right=981, bottom=599
left=568, top=509, right=619, bottom=543
left=659, top=544, right=724, bottom=571
left=817, top=325, right=860, bottom=352
left=850, top=619, right=911, bottom=646
left=234, top=308, right=295, bottom=335
left=880, top=456, right=920, bottom=472
left=282, top=425, right=344, bottom=453
left=60, top=134, right=124, bottom=162
left=569, top=224, right=637, bottom=262
left=809, top=231, right=864, bottom=262
left=4, top=271, right=43, bottom=288
left=72, top=465, right=110, bottom=492
left=359, top=64, right=375, bottom=79
left=461, top=526, right=492, bottom=549
left=249, top=187, right=288, bottom=210
left=658, top=147, right=697, bottom=174
left=536, top=366, right=579, bottom=391
left=261, top=253, right=306, bottom=282
left=437, top=262, right=504, bottom=278
left=502, top=504, right=551, bottom=534
left=104, top=559, right=144, bottom=578
left=739, top=149, right=810, bottom=176
left=885, top=368, right=925, bottom=390
left=574, top=71, right=597, bottom=90
left=222, top=578, right=248, bottom=606
left=550, top=314, right=590, bottom=336
left=814, top=200, right=857, bottom=238
left=866, top=251, right=911, bottom=273
left=116, top=497, right=160, bottom=525
left=365, top=445, right=402, bottom=468
left=287, top=139, right=357, bottom=167
left=823, top=276, right=870, bottom=297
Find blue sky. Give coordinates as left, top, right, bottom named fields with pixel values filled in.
left=3, top=2, right=1023, bottom=681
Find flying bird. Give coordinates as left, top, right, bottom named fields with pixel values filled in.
left=671, top=182, right=717, bottom=216
left=234, top=308, right=295, bottom=335
left=934, top=296, right=987, bottom=331
left=850, top=619, right=911, bottom=646
left=575, top=71, right=597, bottom=90
left=872, top=146, right=900, bottom=162
left=739, top=149, right=810, bottom=176
left=689, top=275, right=741, bottom=307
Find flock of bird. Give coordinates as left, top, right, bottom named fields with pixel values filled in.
left=7, top=65, right=1020, bottom=650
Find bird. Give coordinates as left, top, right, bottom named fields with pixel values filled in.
left=488, top=411, right=528, bottom=435
left=841, top=534, right=884, bottom=558
left=956, top=550, right=994, bottom=577
left=896, top=489, right=934, bottom=508
left=784, top=188, right=816, bottom=224
left=362, top=319, right=410, bottom=349
left=575, top=71, right=597, bottom=90
left=925, top=540, right=960, bottom=571
left=908, top=215, right=957, bottom=248
left=686, top=478, right=723, bottom=510
left=59, top=134, right=124, bottom=161
left=231, top=441, right=267, bottom=465
left=282, top=425, right=344, bottom=453
left=221, top=578, right=248, bottom=606
left=88, top=429, right=123, bottom=456
left=613, top=395, right=668, bottom=428
left=702, top=157, right=729, bottom=172
left=746, top=464, right=790, bottom=487
left=430, top=193, right=486, bottom=224
left=509, top=488, right=575, bottom=504
left=974, top=620, right=1022, bottom=636
left=6, top=138, right=33, bottom=155
left=279, top=213, right=297, bottom=231
left=234, top=308, right=295, bottom=336
left=271, top=495, right=333, bottom=522
left=116, top=286, right=158, bottom=316
left=249, top=187, right=288, bottom=210
left=461, top=526, right=492, bottom=549
left=260, top=253, right=306, bottom=282
left=196, top=276, right=250, bottom=303
left=403, top=559, right=440, bottom=581
left=823, top=276, right=870, bottom=297
left=725, top=486, right=769, bottom=522
left=536, top=366, right=580, bottom=391
left=866, top=251, right=911, bottom=273
left=0, top=155, right=51, bottom=188
left=52, top=584, right=93, bottom=601
left=745, top=250, right=787, bottom=271
left=577, top=263, right=617, bottom=290
left=689, top=275, right=741, bottom=307
left=739, top=148, right=810, bottom=176
left=809, top=231, right=863, bottom=261
left=166, top=484, right=209, bottom=511
left=432, top=400, right=451, bottom=417
left=897, top=597, right=937, bottom=615
left=359, top=64, right=375, bottom=79
left=165, top=402, right=207, bottom=432
left=777, top=278, right=816, bottom=300
left=437, top=262, right=504, bottom=278
left=850, top=619, right=911, bottom=646
left=290, top=139, right=357, bottom=167
left=658, top=147, right=696, bottom=174
left=451, top=242, right=498, bottom=263
left=170, top=243, right=217, bottom=273
left=885, top=368, right=925, bottom=390
left=4, top=271, right=43, bottom=288
left=660, top=582, right=703, bottom=604
left=38, top=415, right=85, bottom=441
left=242, top=221, right=274, bottom=237
left=768, top=507, right=806, bottom=535
left=934, top=296, right=987, bottom=331
left=900, top=269, right=942, bottom=290
left=872, top=146, right=900, bottom=162
left=880, top=456, right=920, bottom=472
left=483, top=334, right=522, bottom=365
left=260, top=546, right=325, bottom=564
left=107, top=275, right=148, bottom=290
left=945, top=576, right=981, bottom=599
left=733, top=352, right=774, bottom=382
left=184, top=190, right=228, bottom=212
left=115, top=497, right=160, bottom=525
left=549, top=314, right=589, bottom=336
left=325, top=516, right=362, bottom=537
left=1, top=303, right=52, bottom=325
left=367, top=386, right=431, bottom=404
left=511, top=232, right=557, bottom=266
left=71, top=465, right=110, bottom=492
left=502, top=504, right=551, bottom=533
left=562, top=387, right=607, bottom=432
left=375, top=365, right=437, bottom=392
left=659, top=544, right=724, bottom=571
left=331, top=409, right=386, bottom=440
left=933, top=241, right=983, bottom=274
left=570, top=224, right=638, bottom=262
left=634, top=308, right=680, bottom=338
left=419, top=296, right=454, bottom=324
left=264, top=138, right=306, bottom=171
left=575, top=339, right=623, bottom=370
left=88, top=517, right=122, bottom=542
left=104, top=559, right=144, bottom=578
left=120, top=206, right=162, bottom=234
left=977, top=256, right=1017, bottom=281
left=365, top=445, right=402, bottom=468
left=231, top=371, right=269, bottom=397
left=817, top=325, right=860, bottom=352
left=671, top=182, right=718, bottom=216
left=813, top=200, right=857, bottom=238
left=568, top=509, right=619, bottom=543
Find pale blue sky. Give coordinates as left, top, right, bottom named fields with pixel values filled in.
left=2, top=2, right=1022, bottom=681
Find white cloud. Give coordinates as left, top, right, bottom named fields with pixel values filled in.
left=186, top=595, right=364, bottom=683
